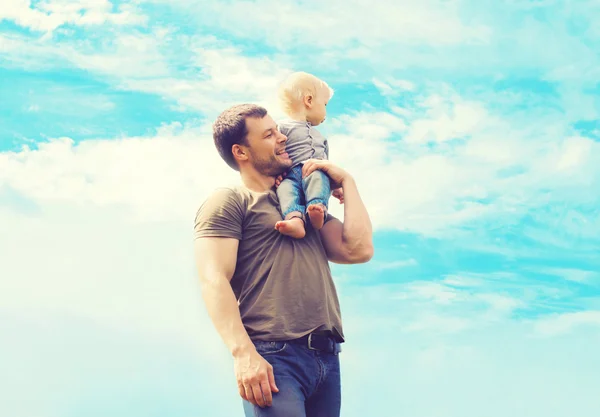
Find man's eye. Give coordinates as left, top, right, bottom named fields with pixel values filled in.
left=266, top=132, right=272, bottom=137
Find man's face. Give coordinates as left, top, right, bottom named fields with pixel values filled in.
left=244, top=114, right=293, bottom=176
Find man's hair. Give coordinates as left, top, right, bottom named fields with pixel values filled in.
left=278, top=72, right=334, bottom=116
left=212, top=104, right=268, bottom=171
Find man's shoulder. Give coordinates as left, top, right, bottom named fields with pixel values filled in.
left=194, top=185, right=249, bottom=230
left=197, top=185, right=249, bottom=212
left=205, top=185, right=245, bottom=200
left=194, top=186, right=248, bottom=240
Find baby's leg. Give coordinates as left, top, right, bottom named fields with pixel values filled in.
left=275, top=167, right=306, bottom=239
left=302, top=168, right=331, bottom=230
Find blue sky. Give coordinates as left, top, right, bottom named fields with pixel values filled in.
left=1, top=1, right=600, bottom=416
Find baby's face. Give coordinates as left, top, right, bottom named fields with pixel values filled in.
left=307, top=87, right=329, bottom=126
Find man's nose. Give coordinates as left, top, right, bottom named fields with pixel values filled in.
left=278, top=131, right=287, bottom=143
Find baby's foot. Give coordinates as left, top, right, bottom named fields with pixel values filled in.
left=275, top=217, right=306, bottom=239
left=307, top=204, right=326, bottom=230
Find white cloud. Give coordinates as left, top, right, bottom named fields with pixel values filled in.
left=409, top=281, right=522, bottom=314
left=360, top=274, right=530, bottom=336
left=1, top=3, right=599, bottom=243
left=0, top=31, right=293, bottom=116
left=330, top=111, right=407, bottom=142
left=120, top=44, right=293, bottom=116
left=68, top=31, right=171, bottom=78
left=2, top=217, right=599, bottom=417
left=535, top=311, right=600, bottom=336
left=442, top=274, right=485, bottom=287
left=402, top=281, right=463, bottom=304
left=376, top=258, right=418, bottom=270
left=176, top=0, right=490, bottom=50
left=0, top=0, right=146, bottom=31
left=405, top=94, right=490, bottom=143
left=2, top=82, right=599, bottom=240
left=1, top=30, right=166, bottom=77
left=0, top=201, right=240, bottom=416
left=0, top=121, right=268, bottom=417
left=0, top=32, right=60, bottom=70
left=0, top=0, right=146, bottom=32
left=324, top=88, right=600, bottom=236
left=341, top=316, right=600, bottom=417
left=477, top=293, right=523, bottom=316
left=0, top=123, right=239, bottom=222
left=557, top=135, right=596, bottom=171
left=372, top=77, right=416, bottom=96
left=404, top=313, right=471, bottom=334
left=0, top=164, right=597, bottom=417
left=536, top=267, right=599, bottom=284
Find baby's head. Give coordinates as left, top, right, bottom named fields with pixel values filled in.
left=278, top=72, right=333, bottom=126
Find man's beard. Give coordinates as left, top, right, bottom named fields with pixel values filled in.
left=250, top=151, right=292, bottom=177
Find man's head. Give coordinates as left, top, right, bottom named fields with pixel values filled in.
left=213, top=103, right=292, bottom=175
left=278, top=72, right=333, bottom=126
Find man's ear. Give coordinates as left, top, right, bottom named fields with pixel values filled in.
left=303, top=94, right=313, bottom=108
left=232, top=144, right=248, bottom=164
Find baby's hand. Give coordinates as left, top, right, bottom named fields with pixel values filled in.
left=332, top=187, right=344, bottom=204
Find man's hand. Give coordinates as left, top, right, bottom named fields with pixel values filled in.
left=234, top=346, right=279, bottom=408
left=332, top=187, right=344, bottom=204
left=301, top=159, right=351, bottom=189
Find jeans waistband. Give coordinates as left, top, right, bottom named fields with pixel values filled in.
left=288, top=332, right=342, bottom=354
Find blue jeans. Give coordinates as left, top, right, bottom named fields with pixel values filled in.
left=242, top=339, right=342, bottom=417
left=276, top=164, right=331, bottom=219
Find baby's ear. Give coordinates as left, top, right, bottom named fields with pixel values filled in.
left=303, top=94, right=313, bottom=108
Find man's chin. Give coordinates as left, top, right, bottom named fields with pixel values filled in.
left=254, top=156, right=292, bottom=177
left=277, top=164, right=291, bottom=175
left=275, top=159, right=292, bottom=175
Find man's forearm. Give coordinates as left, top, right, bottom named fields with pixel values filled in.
left=200, top=275, right=254, bottom=356
left=340, top=176, right=373, bottom=261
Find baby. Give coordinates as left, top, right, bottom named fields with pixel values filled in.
left=274, top=72, right=343, bottom=239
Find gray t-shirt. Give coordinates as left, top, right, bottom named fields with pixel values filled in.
left=278, top=119, right=329, bottom=167
left=194, top=186, right=345, bottom=342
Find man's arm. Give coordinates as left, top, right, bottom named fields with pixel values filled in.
left=320, top=177, right=373, bottom=264
left=301, top=159, right=374, bottom=264
left=194, top=237, right=278, bottom=408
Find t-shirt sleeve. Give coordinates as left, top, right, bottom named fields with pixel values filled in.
left=194, top=188, right=245, bottom=240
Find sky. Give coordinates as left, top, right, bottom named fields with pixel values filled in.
left=1, top=1, right=600, bottom=416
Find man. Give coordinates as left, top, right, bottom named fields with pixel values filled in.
left=193, top=104, right=373, bottom=417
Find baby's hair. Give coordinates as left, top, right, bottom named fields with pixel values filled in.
left=278, top=72, right=334, bottom=115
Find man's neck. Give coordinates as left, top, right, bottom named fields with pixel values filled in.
left=240, top=168, right=276, bottom=193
